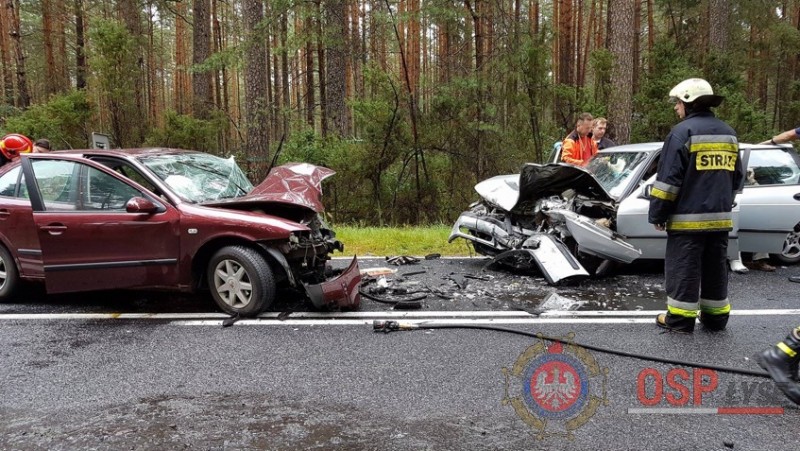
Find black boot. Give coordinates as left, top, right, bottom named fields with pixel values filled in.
left=756, top=327, right=800, bottom=405
left=656, top=312, right=695, bottom=333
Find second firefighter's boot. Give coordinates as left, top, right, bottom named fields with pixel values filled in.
left=756, top=327, right=800, bottom=405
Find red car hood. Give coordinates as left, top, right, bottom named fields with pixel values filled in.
left=205, top=163, right=335, bottom=213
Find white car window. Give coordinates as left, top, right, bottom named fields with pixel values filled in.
left=747, top=149, right=800, bottom=186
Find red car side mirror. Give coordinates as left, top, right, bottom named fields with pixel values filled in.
left=126, top=197, right=159, bottom=214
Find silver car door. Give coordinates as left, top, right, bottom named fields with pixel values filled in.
left=737, top=146, right=800, bottom=254
left=616, top=173, right=741, bottom=260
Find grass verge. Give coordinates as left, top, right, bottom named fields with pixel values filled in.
left=333, top=225, right=474, bottom=257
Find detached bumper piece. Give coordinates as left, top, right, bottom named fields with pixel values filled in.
left=489, top=234, right=589, bottom=284
left=304, top=256, right=361, bottom=310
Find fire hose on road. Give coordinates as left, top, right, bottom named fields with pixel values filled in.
left=372, top=320, right=771, bottom=379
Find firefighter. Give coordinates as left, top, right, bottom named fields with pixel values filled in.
left=648, top=78, right=745, bottom=333
left=757, top=326, right=800, bottom=405
left=0, top=133, right=33, bottom=167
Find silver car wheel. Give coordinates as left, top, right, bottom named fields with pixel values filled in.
left=213, top=259, right=254, bottom=309
left=207, top=245, right=273, bottom=316
left=782, top=231, right=800, bottom=259
left=772, top=231, right=800, bottom=265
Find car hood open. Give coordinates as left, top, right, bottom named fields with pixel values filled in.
left=476, top=163, right=613, bottom=212
left=204, top=163, right=334, bottom=213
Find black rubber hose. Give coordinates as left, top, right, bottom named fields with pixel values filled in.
left=415, top=323, right=771, bottom=379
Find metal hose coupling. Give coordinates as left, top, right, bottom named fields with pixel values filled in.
left=373, top=320, right=419, bottom=333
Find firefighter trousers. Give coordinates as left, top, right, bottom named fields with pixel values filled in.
left=664, top=232, right=731, bottom=331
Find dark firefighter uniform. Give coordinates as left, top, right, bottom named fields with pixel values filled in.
left=649, top=111, right=744, bottom=332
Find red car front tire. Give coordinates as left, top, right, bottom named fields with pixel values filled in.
left=207, top=245, right=275, bottom=317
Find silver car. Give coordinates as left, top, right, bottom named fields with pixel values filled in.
left=448, top=142, right=800, bottom=283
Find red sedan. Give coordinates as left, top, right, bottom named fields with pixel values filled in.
left=0, top=149, right=360, bottom=316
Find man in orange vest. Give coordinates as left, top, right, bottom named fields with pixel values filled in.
left=560, top=112, right=598, bottom=166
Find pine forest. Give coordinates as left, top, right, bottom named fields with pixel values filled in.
left=1, top=0, right=798, bottom=224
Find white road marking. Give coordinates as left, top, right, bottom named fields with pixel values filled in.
left=0, top=309, right=798, bottom=325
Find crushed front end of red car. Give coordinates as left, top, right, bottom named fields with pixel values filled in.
left=304, top=256, right=361, bottom=310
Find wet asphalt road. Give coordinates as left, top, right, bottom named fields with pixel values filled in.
left=1, top=257, right=799, bottom=450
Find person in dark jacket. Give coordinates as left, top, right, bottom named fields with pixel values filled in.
left=592, top=117, right=616, bottom=150
left=649, top=78, right=745, bottom=333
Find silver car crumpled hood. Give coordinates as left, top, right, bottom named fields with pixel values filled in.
left=474, top=163, right=614, bottom=212
left=205, top=163, right=335, bottom=213
left=513, top=163, right=614, bottom=211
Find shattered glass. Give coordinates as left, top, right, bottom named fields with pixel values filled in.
left=138, top=153, right=253, bottom=203
left=583, top=151, right=650, bottom=199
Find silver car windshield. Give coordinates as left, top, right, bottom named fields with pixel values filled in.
left=584, top=151, right=650, bottom=199
left=138, top=153, right=254, bottom=203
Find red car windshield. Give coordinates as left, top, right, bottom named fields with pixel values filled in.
left=138, top=153, right=253, bottom=203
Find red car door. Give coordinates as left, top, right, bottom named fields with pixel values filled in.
left=23, top=156, right=182, bottom=293
left=0, top=165, right=43, bottom=277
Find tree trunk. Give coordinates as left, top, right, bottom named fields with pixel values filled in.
left=211, top=0, right=228, bottom=149
left=0, top=1, right=12, bottom=103
left=74, top=0, right=86, bottom=90
left=42, top=0, right=58, bottom=96
left=7, top=0, right=28, bottom=108
left=193, top=0, right=213, bottom=119
left=708, top=0, right=729, bottom=53
left=118, top=0, right=145, bottom=144
left=633, top=0, right=641, bottom=93
left=305, top=12, right=315, bottom=128
left=243, top=0, right=270, bottom=178
left=607, top=0, right=635, bottom=144
left=646, top=0, right=654, bottom=73
left=174, top=1, right=189, bottom=114
left=280, top=10, right=290, bottom=135
left=53, top=0, right=68, bottom=93
left=317, top=0, right=327, bottom=136
left=146, top=3, right=160, bottom=127
left=324, top=0, right=349, bottom=137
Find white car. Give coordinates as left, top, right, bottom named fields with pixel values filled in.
left=449, top=142, right=800, bottom=283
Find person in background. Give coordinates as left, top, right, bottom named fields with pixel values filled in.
left=592, top=117, right=616, bottom=150
left=33, top=138, right=51, bottom=153
left=728, top=167, right=776, bottom=273
left=760, top=127, right=800, bottom=146
left=561, top=112, right=598, bottom=167
left=759, top=127, right=800, bottom=282
left=649, top=78, right=744, bottom=333
left=0, top=133, right=33, bottom=167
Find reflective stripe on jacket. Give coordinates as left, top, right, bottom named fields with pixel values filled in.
left=648, top=111, right=745, bottom=233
